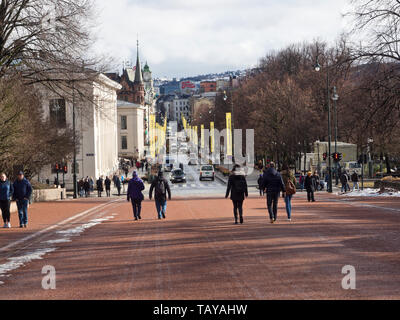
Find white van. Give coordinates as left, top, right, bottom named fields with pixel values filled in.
left=344, top=162, right=362, bottom=175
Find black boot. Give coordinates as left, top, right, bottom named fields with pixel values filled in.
left=240, top=216, right=243, bottom=224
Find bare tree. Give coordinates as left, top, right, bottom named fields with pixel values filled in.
left=347, top=0, right=400, bottom=62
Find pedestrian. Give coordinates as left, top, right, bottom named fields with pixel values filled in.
left=136, top=160, right=141, bottom=171
left=83, top=178, right=90, bottom=197
left=54, top=176, right=59, bottom=187
left=261, top=162, right=286, bottom=224
left=105, top=176, right=112, bottom=197
left=96, top=177, right=104, bottom=197
left=351, top=172, right=359, bottom=191
left=145, top=162, right=149, bottom=172
left=304, top=171, right=316, bottom=202
left=149, top=171, right=171, bottom=220
left=225, top=164, right=248, bottom=224
left=141, top=159, right=145, bottom=172
left=340, top=171, right=349, bottom=193
left=257, top=172, right=264, bottom=196
left=299, top=173, right=305, bottom=192
left=313, top=171, right=321, bottom=191
left=115, top=176, right=122, bottom=196
left=0, top=173, right=13, bottom=228
left=12, top=171, right=32, bottom=228
left=78, top=178, right=85, bottom=197
left=281, top=165, right=297, bottom=221
left=89, top=177, right=94, bottom=192
left=127, top=171, right=145, bottom=221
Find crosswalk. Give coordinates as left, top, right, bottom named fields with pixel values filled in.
left=168, top=181, right=224, bottom=190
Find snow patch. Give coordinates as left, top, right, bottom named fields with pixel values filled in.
left=56, top=216, right=115, bottom=237
left=43, top=239, right=72, bottom=244
left=0, top=248, right=56, bottom=278
left=339, top=188, right=400, bottom=197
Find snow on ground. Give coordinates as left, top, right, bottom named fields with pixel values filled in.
left=339, top=188, right=400, bottom=197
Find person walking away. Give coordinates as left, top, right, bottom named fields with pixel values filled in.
left=83, top=178, right=90, bottom=197
left=261, top=162, right=286, bottom=224
left=0, top=173, right=13, bottom=228
left=149, top=171, right=171, bottom=220
left=127, top=171, right=145, bottom=220
left=115, top=176, right=122, bottom=196
left=13, top=171, right=32, bottom=228
left=340, top=171, right=349, bottom=193
left=97, top=177, right=104, bottom=197
left=281, top=165, right=297, bottom=221
left=105, top=176, right=112, bottom=197
left=225, top=165, right=248, bottom=224
left=257, top=172, right=264, bottom=196
left=304, top=171, right=316, bottom=202
left=351, top=172, right=359, bottom=191
left=136, top=160, right=141, bottom=171
left=78, top=178, right=84, bottom=197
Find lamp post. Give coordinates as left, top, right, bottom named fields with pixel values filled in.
left=72, top=81, right=77, bottom=199
left=331, top=86, right=339, bottom=186
left=314, top=56, right=333, bottom=193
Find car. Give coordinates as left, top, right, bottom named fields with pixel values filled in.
left=163, top=157, right=175, bottom=172
left=199, top=165, right=215, bottom=181
left=170, top=169, right=186, bottom=183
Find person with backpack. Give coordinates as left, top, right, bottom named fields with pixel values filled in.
left=351, top=172, right=359, bottom=191
left=261, top=162, right=286, bottom=224
left=225, top=164, right=248, bottom=224
left=340, top=171, right=349, bottom=193
left=127, top=171, right=145, bottom=221
left=105, top=176, right=112, bottom=197
left=149, top=171, right=171, bottom=220
left=0, top=173, right=14, bottom=228
left=281, top=165, right=297, bottom=221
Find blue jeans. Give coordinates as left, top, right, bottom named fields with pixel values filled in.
left=155, top=199, right=167, bottom=219
left=285, top=195, right=293, bottom=219
left=16, top=199, right=29, bottom=225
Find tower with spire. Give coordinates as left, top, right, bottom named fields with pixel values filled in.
left=132, top=40, right=145, bottom=105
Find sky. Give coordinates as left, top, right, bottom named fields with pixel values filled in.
left=93, top=0, right=352, bottom=79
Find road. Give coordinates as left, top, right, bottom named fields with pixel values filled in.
left=0, top=165, right=399, bottom=299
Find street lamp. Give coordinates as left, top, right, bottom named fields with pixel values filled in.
left=331, top=86, right=339, bottom=185
left=314, top=55, right=333, bottom=193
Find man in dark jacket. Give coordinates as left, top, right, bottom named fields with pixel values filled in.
left=13, top=171, right=32, bottom=228
left=351, top=172, right=359, bottom=191
left=261, top=162, right=286, bottom=223
left=304, top=171, right=317, bottom=202
left=105, top=177, right=112, bottom=197
left=225, top=165, right=248, bottom=224
left=149, top=171, right=171, bottom=220
left=97, top=177, right=104, bottom=197
left=127, top=171, right=145, bottom=220
left=0, top=173, right=14, bottom=228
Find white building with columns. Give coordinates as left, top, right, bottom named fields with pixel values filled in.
left=36, top=74, right=122, bottom=187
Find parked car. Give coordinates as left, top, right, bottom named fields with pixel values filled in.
left=199, top=165, right=215, bottom=181
left=170, top=169, right=186, bottom=183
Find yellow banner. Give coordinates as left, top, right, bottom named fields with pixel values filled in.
left=150, top=115, right=156, bottom=158
left=182, top=115, right=187, bottom=130
left=210, top=122, right=214, bottom=153
left=201, top=124, right=205, bottom=149
left=194, top=126, right=198, bottom=146
left=226, top=113, right=232, bottom=156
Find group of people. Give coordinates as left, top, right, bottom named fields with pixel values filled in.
left=0, top=171, right=32, bottom=229
left=340, top=171, right=360, bottom=193
left=228, top=162, right=297, bottom=225
left=77, top=174, right=126, bottom=198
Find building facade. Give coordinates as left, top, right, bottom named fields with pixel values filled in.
left=37, top=74, right=122, bottom=186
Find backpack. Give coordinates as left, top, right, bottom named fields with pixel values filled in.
left=286, top=178, right=297, bottom=195
left=233, top=177, right=246, bottom=193
left=155, top=179, right=166, bottom=197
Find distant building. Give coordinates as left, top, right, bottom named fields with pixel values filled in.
left=200, top=81, right=217, bottom=93
left=117, top=100, right=145, bottom=160
left=156, top=93, right=191, bottom=123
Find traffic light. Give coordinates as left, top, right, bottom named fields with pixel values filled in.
left=323, top=153, right=327, bottom=161
left=332, top=152, right=342, bottom=162
left=55, top=163, right=60, bottom=172
left=338, top=153, right=343, bottom=161
left=63, top=165, right=68, bottom=174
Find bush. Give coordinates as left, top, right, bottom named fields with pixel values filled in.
left=30, top=181, right=58, bottom=190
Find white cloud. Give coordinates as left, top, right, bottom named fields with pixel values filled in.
left=92, top=0, right=351, bottom=78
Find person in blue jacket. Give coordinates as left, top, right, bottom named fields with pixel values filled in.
left=0, top=173, right=14, bottom=228
left=13, top=171, right=32, bottom=228
left=127, top=171, right=145, bottom=220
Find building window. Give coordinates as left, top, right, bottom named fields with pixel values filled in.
left=49, top=99, right=66, bottom=127
left=121, top=115, right=127, bottom=130
left=121, top=136, right=128, bottom=150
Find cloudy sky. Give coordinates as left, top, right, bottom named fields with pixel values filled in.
left=93, top=0, right=351, bottom=78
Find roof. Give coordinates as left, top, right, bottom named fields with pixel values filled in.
left=117, top=100, right=145, bottom=108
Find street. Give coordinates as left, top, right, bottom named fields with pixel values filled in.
left=0, top=173, right=399, bottom=299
